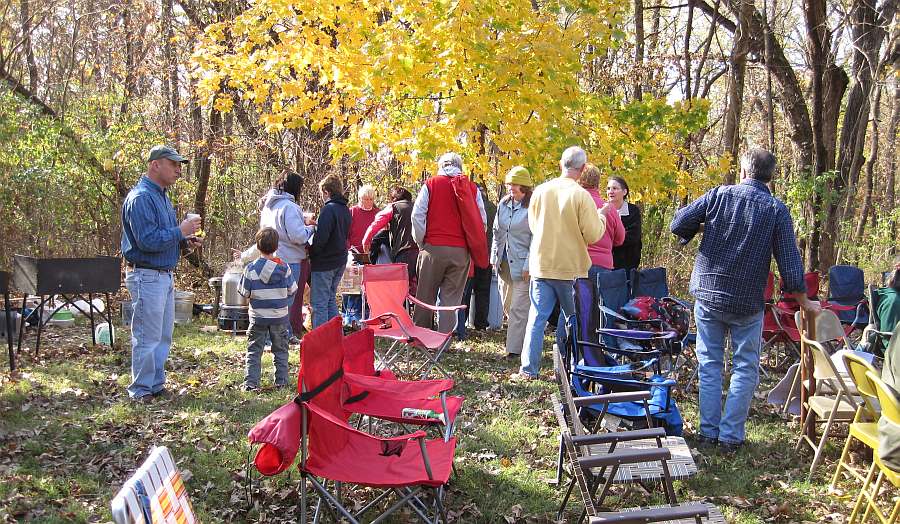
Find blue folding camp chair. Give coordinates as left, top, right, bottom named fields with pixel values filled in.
left=561, top=315, right=683, bottom=436
left=827, top=265, right=869, bottom=331
left=566, top=279, right=683, bottom=435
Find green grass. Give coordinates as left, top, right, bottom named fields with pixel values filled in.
left=0, top=320, right=870, bottom=522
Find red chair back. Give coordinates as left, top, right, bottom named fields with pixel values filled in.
left=363, top=264, right=415, bottom=328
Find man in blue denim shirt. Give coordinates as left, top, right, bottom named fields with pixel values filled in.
left=670, top=148, right=819, bottom=451
left=122, top=145, right=202, bottom=402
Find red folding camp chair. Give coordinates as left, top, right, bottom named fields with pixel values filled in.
left=248, top=318, right=458, bottom=523
left=340, top=327, right=464, bottom=441
left=762, top=272, right=822, bottom=368
left=361, top=263, right=465, bottom=379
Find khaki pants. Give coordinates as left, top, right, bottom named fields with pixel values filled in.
left=414, top=244, right=470, bottom=333
left=498, top=260, right=531, bottom=355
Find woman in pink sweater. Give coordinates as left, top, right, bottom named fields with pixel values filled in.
left=580, top=164, right=625, bottom=280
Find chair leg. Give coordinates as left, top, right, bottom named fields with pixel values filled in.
left=808, top=404, right=842, bottom=481
left=795, top=410, right=815, bottom=451
left=850, top=462, right=878, bottom=523
left=830, top=434, right=855, bottom=490
left=862, top=472, right=886, bottom=523
left=558, top=477, right=577, bottom=521
left=556, top=436, right=565, bottom=486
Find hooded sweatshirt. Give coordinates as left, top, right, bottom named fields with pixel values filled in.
left=238, top=257, right=298, bottom=325
left=258, top=189, right=315, bottom=264
left=309, top=195, right=352, bottom=271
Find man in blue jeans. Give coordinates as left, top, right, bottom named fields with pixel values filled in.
left=514, top=146, right=605, bottom=380
left=122, top=146, right=202, bottom=402
left=670, top=148, right=819, bottom=452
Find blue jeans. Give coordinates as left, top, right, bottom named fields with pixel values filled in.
left=311, top=266, right=346, bottom=328
left=694, top=300, right=764, bottom=445
left=521, top=278, right=576, bottom=377
left=125, top=268, right=175, bottom=398
left=245, top=321, right=290, bottom=388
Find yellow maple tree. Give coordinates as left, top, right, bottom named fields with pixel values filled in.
left=192, top=0, right=710, bottom=201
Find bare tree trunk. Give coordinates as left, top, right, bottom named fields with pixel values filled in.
left=633, top=0, right=645, bottom=100
left=803, top=0, right=829, bottom=271
left=20, top=0, right=39, bottom=92
left=161, top=0, right=172, bottom=133
left=119, top=1, right=135, bottom=116
left=821, top=0, right=893, bottom=269
left=886, top=80, right=900, bottom=255
left=163, top=0, right=180, bottom=144
left=722, top=0, right=751, bottom=184
left=683, top=0, right=694, bottom=100
left=855, top=83, right=882, bottom=241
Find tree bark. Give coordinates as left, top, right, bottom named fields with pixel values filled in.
left=634, top=0, right=645, bottom=100
left=20, top=0, right=39, bottom=93
left=119, top=1, right=136, bottom=116
left=803, top=0, right=830, bottom=272
left=721, top=0, right=751, bottom=184
left=886, top=80, right=900, bottom=255
left=854, top=83, right=882, bottom=242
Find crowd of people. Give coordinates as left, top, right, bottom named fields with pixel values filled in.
left=120, top=144, right=899, bottom=458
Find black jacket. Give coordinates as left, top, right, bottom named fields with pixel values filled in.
left=309, top=195, right=351, bottom=271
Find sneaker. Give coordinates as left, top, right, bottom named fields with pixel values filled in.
left=242, top=383, right=260, bottom=392
left=273, top=383, right=290, bottom=390
left=130, top=394, right=154, bottom=404
left=505, top=353, right=519, bottom=360
left=509, top=371, right=539, bottom=382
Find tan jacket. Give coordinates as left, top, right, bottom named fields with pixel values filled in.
left=527, top=176, right=606, bottom=280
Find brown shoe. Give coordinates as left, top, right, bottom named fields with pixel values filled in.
left=130, top=394, right=154, bottom=404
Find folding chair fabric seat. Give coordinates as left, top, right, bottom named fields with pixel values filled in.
left=111, top=446, right=196, bottom=524
left=343, top=372, right=463, bottom=427
left=302, top=400, right=455, bottom=488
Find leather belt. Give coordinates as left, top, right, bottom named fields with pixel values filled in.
left=126, top=263, right=172, bottom=272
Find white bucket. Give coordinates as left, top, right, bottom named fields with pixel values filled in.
left=174, top=291, right=194, bottom=324
left=95, top=322, right=113, bottom=345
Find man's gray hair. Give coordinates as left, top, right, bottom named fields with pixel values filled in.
left=740, top=148, right=777, bottom=183
left=438, top=152, right=463, bottom=170
left=357, top=184, right=376, bottom=200
left=560, top=146, right=587, bottom=172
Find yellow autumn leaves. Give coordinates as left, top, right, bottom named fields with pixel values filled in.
left=192, top=0, right=710, bottom=202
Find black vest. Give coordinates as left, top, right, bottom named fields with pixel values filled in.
left=389, top=200, right=415, bottom=259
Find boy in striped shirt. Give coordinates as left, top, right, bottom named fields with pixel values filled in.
left=239, top=227, right=298, bottom=391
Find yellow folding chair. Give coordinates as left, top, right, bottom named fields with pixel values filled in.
left=795, top=310, right=861, bottom=480
left=850, top=371, right=900, bottom=523
left=830, top=353, right=881, bottom=489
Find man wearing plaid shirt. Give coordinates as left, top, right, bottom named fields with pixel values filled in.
left=671, top=148, right=820, bottom=452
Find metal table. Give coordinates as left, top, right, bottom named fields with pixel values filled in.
left=13, top=255, right=121, bottom=356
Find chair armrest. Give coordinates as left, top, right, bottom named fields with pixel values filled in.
left=573, top=391, right=652, bottom=407
left=407, top=295, right=467, bottom=312
left=589, top=503, right=709, bottom=524
left=577, top=447, right=671, bottom=468
left=576, top=338, right=660, bottom=358
left=571, top=427, right=666, bottom=446
left=361, top=312, right=401, bottom=325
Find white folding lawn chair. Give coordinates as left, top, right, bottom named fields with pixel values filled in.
left=111, top=446, right=197, bottom=524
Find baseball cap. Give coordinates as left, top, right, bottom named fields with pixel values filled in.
left=147, top=145, right=188, bottom=163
